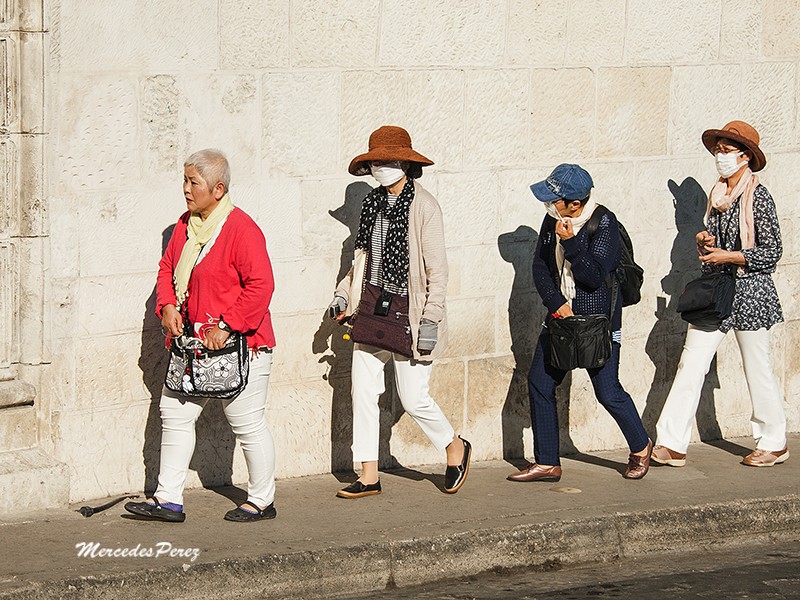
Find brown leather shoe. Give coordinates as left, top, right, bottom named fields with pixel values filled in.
left=741, top=447, right=789, bottom=467
left=624, top=440, right=652, bottom=480
left=506, top=463, right=562, bottom=482
left=651, top=445, right=686, bottom=467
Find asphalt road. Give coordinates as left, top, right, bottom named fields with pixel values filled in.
left=329, top=540, right=800, bottom=600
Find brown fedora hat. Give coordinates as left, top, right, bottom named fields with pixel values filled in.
left=701, top=120, right=766, bottom=172
left=348, top=125, right=434, bottom=176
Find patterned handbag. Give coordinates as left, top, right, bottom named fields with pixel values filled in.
left=164, top=332, right=250, bottom=399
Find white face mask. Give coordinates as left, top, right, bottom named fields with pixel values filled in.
left=370, top=162, right=406, bottom=187
left=715, top=151, right=747, bottom=178
left=544, top=201, right=567, bottom=224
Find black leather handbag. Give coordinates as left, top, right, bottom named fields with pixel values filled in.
left=676, top=271, right=735, bottom=331
left=548, top=313, right=612, bottom=371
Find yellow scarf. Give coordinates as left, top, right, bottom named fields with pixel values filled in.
left=173, top=193, right=234, bottom=306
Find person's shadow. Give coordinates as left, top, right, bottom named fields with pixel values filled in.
left=497, top=227, right=542, bottom=467
left=312, top=182, right=370, bottom=481
left=642, top=177, right=749, bottom=457
left=139, top=225, right=239, bottom=503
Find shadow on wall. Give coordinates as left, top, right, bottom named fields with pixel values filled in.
left=642, top=177, right=747, bottom=455
left=138, top=224, right=238, bottom=496
left=497, top=226, right=543, bottom=466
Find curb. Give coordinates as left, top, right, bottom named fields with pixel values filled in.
left=4, top=494, right=799, bottom=600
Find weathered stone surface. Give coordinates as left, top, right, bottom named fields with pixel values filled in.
left=403, top=70, right=465, bottom=171
left=380, top=0, right=505, bottom=66
left=625, top=0, right=719, bottom=64
left=497, top=168, right=550, bottom=234
left=450, top=244, right=514, bottom=298
left=56, top=75, right=139, bottom=192
left=270, top=256, right=340, bottom=315
left=565, top=0, right=625, bottom=65
left=720, top=0, right=762, bottom=59
left=597, top=67, right=671, bottom=157
left=758, top=152, right=800, bottom=219
left=292, top=0, right=378, bottom=67
left=465, top=355, right=514, bottom=461
left=55, top=0, right=218, bottom=71
left=219, top=0, right=289, bottom=68
left=262, top=72, right=339, bottom=177
left=506, top=0, right=567, bottom=66
left=437, top=172, right=499, bottom=247
left=300, top=178, right=360, bottom=260
left=762, top=0, right=800, bottom=57
left=670, top=65, right=742, bottom=156
left=78, top=273, right=157, bottom=336
left=742, top=62, right=797, bottom=150
left=248, top=178, right=304, bottom=260
left=0, top=449, right=69, bottom=514
left=531, top=68, right=594, bottom=160
left=464, top=70, right=531, bottom=167
left=270, top=313, right=330, bottom=385
left=340, top=70, right=407, bottom=171
left=442, top=296, right=496, bottom=359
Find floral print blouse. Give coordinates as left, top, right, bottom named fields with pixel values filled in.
left=704, top=184, right=783, bottom=332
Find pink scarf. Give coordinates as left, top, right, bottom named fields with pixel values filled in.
left=705, top=168, right=758, bottom=250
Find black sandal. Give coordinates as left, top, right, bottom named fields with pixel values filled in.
left=124, top=498, right=186, bottom=523
left=223, top=501, right=277, bottom=522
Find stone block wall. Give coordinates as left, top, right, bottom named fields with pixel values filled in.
left=21, top=0, right=800, bottom=503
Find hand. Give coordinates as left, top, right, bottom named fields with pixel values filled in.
left=417, top=319, right=438, bottom=354
left=696, top=231, right=715, bottom=254
left=161, top=304, right=183, bottom=337
left=203, top=325, right=231, bottom=350
left=555, top=218, right=575, bottom=240
left=553, top=303, right=574, bottom=318
left=328, top=295, right=348, bottom=322
left=699, top=247, right=744, bottom=266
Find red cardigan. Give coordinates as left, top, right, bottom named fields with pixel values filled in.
left=156, top=207, right=276, bottom=349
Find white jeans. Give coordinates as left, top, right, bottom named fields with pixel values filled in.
left=655, top=326, right=786, bottom=453
left=155, top=351, right=275, bottom=507
left=351, top=343, right=455, bottom=462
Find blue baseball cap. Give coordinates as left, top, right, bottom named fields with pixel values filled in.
left=530, top=163, right=594, bottom=202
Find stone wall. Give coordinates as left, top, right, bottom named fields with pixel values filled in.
left=7, top=0, right=799, bottom=505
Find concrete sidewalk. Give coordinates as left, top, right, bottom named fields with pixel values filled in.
left=1, top=435, right=798, bottom=600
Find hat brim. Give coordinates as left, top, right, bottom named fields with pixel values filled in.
left=529, top=180, right=560, bottom=202
left=348, top=147, right=434, bottom=176
left=702, top=129, right=767, bottom=172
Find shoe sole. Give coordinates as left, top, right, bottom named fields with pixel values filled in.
left=742, top=451, right=790, bottom=467
left=651, top=456, right=686, bottom=467
left=124, top=505, right=186, bottom=523
left=336, top=489, right=382, bottom=499
left=506, top=475, right=561, bottom=483
left=444, top=441, right=472, bottom=494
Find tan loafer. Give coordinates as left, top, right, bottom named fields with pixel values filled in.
left=741, top=447, right=789, bottom=467
left=651, top=445, right=687, bottom=467
left=506, top=463, right=562, bottom=482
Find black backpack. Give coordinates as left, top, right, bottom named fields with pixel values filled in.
left=587, top=205, right=644, bottom=307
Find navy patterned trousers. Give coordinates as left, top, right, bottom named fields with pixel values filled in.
left=527, top=329, right=649, bottom=466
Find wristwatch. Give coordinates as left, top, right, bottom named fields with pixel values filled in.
left=218, top=318, right=232, bottom=333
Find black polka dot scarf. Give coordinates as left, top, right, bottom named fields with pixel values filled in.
left=354, top=177, right=414, bottom=288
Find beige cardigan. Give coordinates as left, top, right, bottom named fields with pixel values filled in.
left=335, top=181, right=449, bottom=361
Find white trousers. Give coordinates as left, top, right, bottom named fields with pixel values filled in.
left=351, top=343, right=455, bottom=463
left=655, top=326, right=786, bottom=454
left=155, top=351, right=276, bottom=507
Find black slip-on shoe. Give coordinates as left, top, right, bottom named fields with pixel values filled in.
left=336, top=480, right=381, bottom=499
left=223, top=501, right=277, bottom=522
left=124, top=498, right=186, bottom=523
left=444, top=437, right=472, bottom=494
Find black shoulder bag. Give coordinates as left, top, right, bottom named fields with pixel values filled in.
left=547, top=220, right=617, bottom=371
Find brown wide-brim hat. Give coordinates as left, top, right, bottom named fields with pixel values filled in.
left=701, top=120, right=766, bottom=172
left=348, top=125, right=434, bottom=176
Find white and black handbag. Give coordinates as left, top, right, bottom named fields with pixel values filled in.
left=164, top=332, right=250, bottom=399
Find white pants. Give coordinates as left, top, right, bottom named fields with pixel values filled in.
left=155, top=351, right=275, bottom=507
left=655, top=326, right=786, bottom=454
left=351, top=344, right=455, bottom=462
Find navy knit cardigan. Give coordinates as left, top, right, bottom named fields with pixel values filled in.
left=532, top=209, right=623, bottom=331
